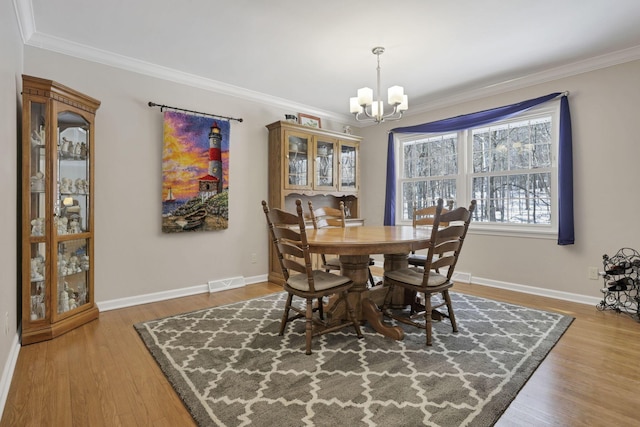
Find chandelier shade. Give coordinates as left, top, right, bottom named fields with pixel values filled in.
left=350, top=47, right=408, bottom=123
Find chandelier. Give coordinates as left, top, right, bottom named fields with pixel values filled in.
left=350, top=47, right=408, bottom=123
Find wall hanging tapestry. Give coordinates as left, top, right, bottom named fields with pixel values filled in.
left=162, top=111, right=230, bottom=233
left=135, top=292, right=573, bottom=426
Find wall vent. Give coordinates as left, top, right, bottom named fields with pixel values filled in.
left=208, top=276, right=246, bottom=293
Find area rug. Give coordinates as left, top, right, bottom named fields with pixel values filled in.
left=134, top=292, right=573, bottom=427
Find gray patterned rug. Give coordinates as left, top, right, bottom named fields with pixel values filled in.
left=134, top=292, right=572, bottom=427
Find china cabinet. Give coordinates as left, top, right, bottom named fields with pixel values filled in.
left=266, top=120, right=362, bottom=284
left=21, top=75, right=100, bottom=344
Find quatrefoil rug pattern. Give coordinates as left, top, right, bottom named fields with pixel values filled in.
left=134, top=292, right=572, bottom=427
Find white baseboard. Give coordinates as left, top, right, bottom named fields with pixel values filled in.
left=96, top=269, right=600, bottom=313
left=468, top=273, right=602, bottom=307
left=0, top=332, right=21, bottom=421
left=97, top=274, right=269, bottom=312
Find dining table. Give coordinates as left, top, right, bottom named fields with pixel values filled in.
left=305, top=225, right=432, bottom=340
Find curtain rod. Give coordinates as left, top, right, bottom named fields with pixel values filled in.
left=147, top=101, right=243, bottom=122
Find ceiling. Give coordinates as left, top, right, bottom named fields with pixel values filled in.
left=15, top=0, right=640, bottom=124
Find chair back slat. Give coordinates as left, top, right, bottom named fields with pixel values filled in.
left=279, top=241, right=305, bottom=259
left=421, top=199, right=477, bottom=285
left=283, top=258, right=307, bottom=275
left=271, top=226, right=303, bottom=243
left=308, top=201, right=346, bottom=229
left=434, top=225, right=466, bottom=242
left=262, top=199, right=315, bottom=290
left=433, top=239, right=461, bottom=256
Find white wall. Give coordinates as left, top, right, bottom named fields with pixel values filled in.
left=0, top=0, right=23, bottom=415
left=22, top=46, right=352, bottom=304
left=18, top=39, right=640, bottom=307
left=359, top=60, right=640, bottom=298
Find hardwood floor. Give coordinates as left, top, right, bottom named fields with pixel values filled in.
left=2, top=276, right=639, bottom=426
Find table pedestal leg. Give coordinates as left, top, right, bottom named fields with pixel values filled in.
left=323, top=254, right=404, bottom=340
left=384, top=253, right=410, bottom=308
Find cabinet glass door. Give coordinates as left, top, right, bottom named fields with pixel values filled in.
left=314, top=137, right=337, bottom=191
left=56, top=111, right=90, bottom=235
left=27, top=100, right=48, bottom=322
left=285, top=131, right=311, bottom=189
left=56, top=238, right=90, bottom=315
left=339, top=142, right=358, bottom=192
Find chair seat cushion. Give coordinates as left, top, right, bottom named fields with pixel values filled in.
left=323, top=257, right=341, bottom=269
left=384, top=267, right=448, bottom=288
left=407, top=254, right=426, bottom=266
left=287, top=270, right=351, bottom=292
left=408, top=254, right=441, bottom=267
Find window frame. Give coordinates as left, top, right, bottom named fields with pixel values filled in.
left=395, top=103, right=560, bottom=239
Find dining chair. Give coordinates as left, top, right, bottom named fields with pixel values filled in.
left=262, top=199, right=363, bottom=354
left=382, top=198, right=476, bottom=346
left=407, top=199, right=454, bottom=268
left=307, top=201, right=346, bottom=273
left=308, top=201, right=377, bottom=287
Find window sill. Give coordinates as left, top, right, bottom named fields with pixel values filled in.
left=468, top=224, right=557, bottom=240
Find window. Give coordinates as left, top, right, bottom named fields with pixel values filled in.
left=397, top=105, right=558, bottom=237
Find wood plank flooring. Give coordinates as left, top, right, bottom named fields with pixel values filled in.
left=2, top=276, right=639, bottom=426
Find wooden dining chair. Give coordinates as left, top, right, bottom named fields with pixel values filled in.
left=382, top=198, right=476, bottom=346
left=307, top=201, right=346, bottom=273
left=407, top=199, right=454, bottom=268
left=308, top=201, right=377, bottom=287
left=262, top=199, right=363, bottom=354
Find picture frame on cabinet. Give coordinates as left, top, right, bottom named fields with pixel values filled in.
left=298, top=113, right=321, bottom=128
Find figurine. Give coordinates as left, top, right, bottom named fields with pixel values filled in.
left=30, top=257, right=44, bottom=281
left=73, top=142, right=82, bottom=159
left=68, top=256, right=80, bottom=273
left=58, top=258, right=67, bottom=276
left=31, top=126, right=45, bottom=146
left=81, top=255, right=90, bottom=271
left=56, top=217, right=68, bottom=235
left=60, top=177, right=72, bottom=194
left=30, top=172, right=45, bottom=191
left=31, top=218, right=44, bottom=236
left=75, top=178, right=85, bottom=194
left=69, top=218, right=81, bottom=234
left=80, top=142, right=88, bottom=159
left=61, top=137, right=72, bottom=155
left=60, top=288, right=69, bottom=312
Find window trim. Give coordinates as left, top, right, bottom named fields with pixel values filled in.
left=394, top=103, right=560, bottom=239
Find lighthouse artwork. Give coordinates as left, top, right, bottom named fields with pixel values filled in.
left=161, top=111, right=230, bottom=233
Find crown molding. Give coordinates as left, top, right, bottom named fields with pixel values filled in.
left=12, top=0, right=35, bottom=44
left=22, top=30, right=350, bottom=124
left=405, top=44, right=640, bottom=117
left=15, top=0, right=640, bottom=126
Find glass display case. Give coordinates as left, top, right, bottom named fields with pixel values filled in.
left=21, top=75, right=100, bottom=344
left=266, top=120, right=362, bottom=284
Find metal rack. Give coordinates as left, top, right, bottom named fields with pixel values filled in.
left=597, top=247, right=640, bottom=320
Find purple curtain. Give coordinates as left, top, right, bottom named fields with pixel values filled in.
left=384, top=92, right=574, bottom=245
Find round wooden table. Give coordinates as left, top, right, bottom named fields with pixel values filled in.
left=306, top=225, right=432, bottom=340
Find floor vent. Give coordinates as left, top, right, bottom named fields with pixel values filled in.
left=208, top=276, right=246, bottom=293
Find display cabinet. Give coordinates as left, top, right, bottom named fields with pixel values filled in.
left=266, top=120, right=362, bottom=284
left=21, top=75, right=100, bottom=344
